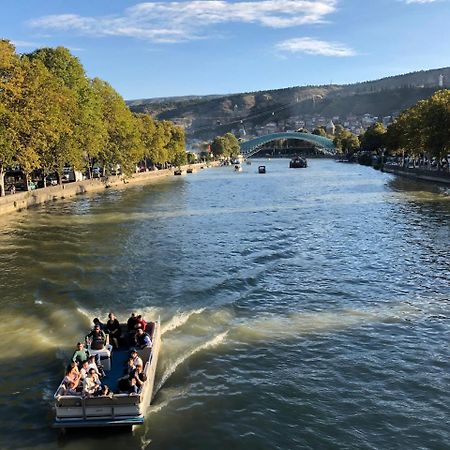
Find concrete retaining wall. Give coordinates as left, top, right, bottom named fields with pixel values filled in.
left=383, top=165, right=450, bottom=185
left=0, top=163, right=210, bottom=217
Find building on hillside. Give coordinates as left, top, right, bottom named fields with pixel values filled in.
left=326, top=120, right=336, bottom=135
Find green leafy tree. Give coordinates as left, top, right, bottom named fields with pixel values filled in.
left=18, top=56, right=77, bottom=186
left=210, top=136, right=226, bottom=157
left=134, top=113, right=157, bottom=169
left=360, top=122, right=386, bottom=153
left=333, top=128, right=360, bottom=156
left=93, top=78, right=141, bottom=175
left=0, top=40, right=20, bottom=195
left=223, top=132, right=240, bottom=158
left=312, top=127, right=327, bottom=137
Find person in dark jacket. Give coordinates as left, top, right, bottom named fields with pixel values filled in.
left=106, top=312, right=121, bottom=348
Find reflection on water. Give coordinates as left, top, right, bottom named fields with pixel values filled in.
left=0, top=160, right=449, bottom=449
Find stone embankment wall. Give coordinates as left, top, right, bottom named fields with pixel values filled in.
left=382, top=165, right=450, bottom=185
left=0, top=163, right=211, bottom=217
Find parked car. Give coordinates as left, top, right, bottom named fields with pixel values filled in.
left=46, top=175, right=58, bottom=186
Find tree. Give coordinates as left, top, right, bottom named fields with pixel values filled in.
left=0, top=40, right=20, bottom=196
left=29, top=47, right=99, bottom=179
left=134, top=113, right=157, bottom=169
left=312, top=127, right=327, bottom=137
left=210, top=136, right=226, bottom=157
left=93, top=78, right=141, bottom=175
left=333, top=128, right=359, bottom=156
left=17, top=56, right=77, bottom=186
left=166, top=123, right=186, bottom=167
left=223, top=132, right=240, bottom=158
left=360, top=122, right=386, bottom=153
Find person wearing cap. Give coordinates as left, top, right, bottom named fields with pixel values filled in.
left=85, top=324, right=107, bottom=350
left=72, top=342, right=90, bottom=366
left=130, top=349, right=143, bottom=368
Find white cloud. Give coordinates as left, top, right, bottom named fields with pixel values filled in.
left=276, top=37, right=356, bottom=57
left=29, top=1, right=338, bottom=43
left=402, top=0, right=439, bottom=3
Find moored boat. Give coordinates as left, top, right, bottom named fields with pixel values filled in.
left=289, top=156, right=307, bottom=168
left=53, top=319, right=161, bottom=430
left=258, top=165, right=266, bottom=174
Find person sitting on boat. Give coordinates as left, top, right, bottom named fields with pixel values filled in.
left=134, top=314, right=147, bottom=331
left=93, top=317, right=106, bottom=332
left=83, top=368, right=103, bottom=397
left=126, top=313, right=138, bottom=345
left=63, top=363, right=81, bottom=391
left=127, top=313, right=137, bottom=332
left=79, top=360, right=90, bottom=380
left=87, top=355, right=105, bottom=378
left=130, top=363, right=147, bottom=392
left=118, top=375, right=139, bottom=395
left=123, top=357, right=135, bottom=377
left=130, top=349, right=143, bottom=368
left=85, top=324, right=107, bottom=350
left=63, top=380, right=79, bottom=396
left=106, top=312, right=121, bottom=348
left=135, top=328, right=152, bottom=349
left=72, top=342, right=90, bottom=366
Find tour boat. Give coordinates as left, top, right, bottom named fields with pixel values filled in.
left=258, top=165, right=266, bottom=174
left=174, top=169, right=183, bottom=175
left=53, top=319, right=161, bottom=430
left=289, top=157, right=307, bottom=168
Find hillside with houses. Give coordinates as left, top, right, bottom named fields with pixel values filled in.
left=127, top=67, right=450, bottom=148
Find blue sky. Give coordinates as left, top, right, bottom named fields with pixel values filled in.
left=2, top=0, right=449, bottom=99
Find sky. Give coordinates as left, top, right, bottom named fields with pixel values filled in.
left=2, top=0, right=450, bottom=100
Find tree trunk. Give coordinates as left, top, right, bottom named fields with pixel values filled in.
left=24, top=172, right=30, bottom=192
left=0, top=168, right=5, bottom=197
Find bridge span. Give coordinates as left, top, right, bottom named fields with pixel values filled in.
left=240, top=132, right=336, bottom=158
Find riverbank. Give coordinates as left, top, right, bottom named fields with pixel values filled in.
left=382, top=164, right=450, bottom=186
left=0, top=163, right=213, bottom=217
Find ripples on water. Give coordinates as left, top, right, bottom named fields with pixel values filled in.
left=0, top=160, right=449, bottom=449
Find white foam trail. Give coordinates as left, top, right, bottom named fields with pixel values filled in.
left=154, top=331, right=229, bottom=394
left=161, top=308, right=206, bottom=335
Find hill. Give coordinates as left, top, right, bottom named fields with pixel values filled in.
left=127, top=67, right=450, bottom=141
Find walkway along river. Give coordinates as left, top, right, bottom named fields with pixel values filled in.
left=0, top=159, right=449, bottom=449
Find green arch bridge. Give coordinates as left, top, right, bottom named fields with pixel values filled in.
left=240, top=132, right=336, bottom=157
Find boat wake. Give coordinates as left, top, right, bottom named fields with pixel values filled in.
left=161, top=308, right=206, bottom=335
left=154, top=331, right=229, bottom=395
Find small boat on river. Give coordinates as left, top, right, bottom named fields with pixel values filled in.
left=258, top=165, right=266, bottom=174
left=289, top=156, right=307, bottom=168
left=53, top=320, right=161, bottom=430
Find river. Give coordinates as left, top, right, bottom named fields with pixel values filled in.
left=0, top=159, right=449, bottom=450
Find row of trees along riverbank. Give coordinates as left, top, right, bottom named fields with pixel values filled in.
left=330, top=89, right=450, bottom=166
left=0, top=40, right=188, bottom=197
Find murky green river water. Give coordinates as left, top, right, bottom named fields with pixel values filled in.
left=0, top=159, right=449, bottom=450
